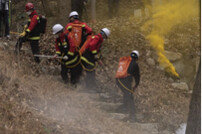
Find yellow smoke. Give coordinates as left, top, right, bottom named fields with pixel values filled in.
left=141, top=0, right=199, bottom=77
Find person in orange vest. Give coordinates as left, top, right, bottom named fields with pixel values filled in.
left=65, top=11, right=92, bottom=48
left=115, top=50, right=140, bottom=119
left=80, top=28, right=110, bottom=90
left=52, top=24, right=82, bottom=85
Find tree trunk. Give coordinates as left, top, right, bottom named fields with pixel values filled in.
left=71, top=0, right=85, bottom=19
left=91, top=0, right=96, bottom=23
left=185, top=60, right=201, bottom=134
left=59, top=0, right=71, bottom=25
left=41, top=0, right=53, bottom=16
left=108, top=0, right=120, bottom=18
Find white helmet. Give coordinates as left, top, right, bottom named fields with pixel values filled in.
left=69, top=11, right=79, bottom=18
left=131, top=50, right=139, bottom=58
left=52, top=24, right=64, bottom=34
left=101, top=28, right=110, bottom=38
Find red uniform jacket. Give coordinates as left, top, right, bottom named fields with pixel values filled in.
left=26, top=10, right=39, bottom=33
left=84, top=33, right=104, bottom=55
left=55, top=32, right=76, bottom=56
left=80, top=33, right=104, bottom=68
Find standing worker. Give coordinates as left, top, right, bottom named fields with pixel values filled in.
left=16, top=3, right=42, bottom=63
left=80, top=28, right=110, bottom=90
left=115, top=50, right=140, bottom=120
left=0, top=0, right=10, bottom=38
left=65, top=11, right=92, bottom=48
left=52, top=24, right=82, bottom=85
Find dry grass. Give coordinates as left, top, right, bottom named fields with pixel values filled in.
left=0, top=52, right=59, bottom=133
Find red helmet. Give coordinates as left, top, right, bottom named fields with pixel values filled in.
left=25, top=3, right=34, bottom=12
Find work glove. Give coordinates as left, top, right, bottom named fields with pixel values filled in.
left=20, top=31, right=26, bottom=37
left=20, top=25, right=28, bottom=37
left=21, top=31, right=29, bottom=41
left=63, top=56, right=68, bottom=60
left=24, top=24, right=28, bottom=29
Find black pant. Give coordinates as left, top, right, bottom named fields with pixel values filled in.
left=29, top=40, right=40, bottom=63
left=70, top=64, right=82, bottom=84
left=116, top=78, right=135, bottom=115
left=61, top=64, right=69, bottom=83
left=0, top=10, right=9, bottom=36
left=61, top=63, right=82, bottom=84
left=15, top=38, right=40, bottom=63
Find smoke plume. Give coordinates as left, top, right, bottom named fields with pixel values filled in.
left=141, top=0, right=199, bottom=77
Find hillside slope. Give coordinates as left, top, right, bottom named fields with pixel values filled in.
left=0, top=35, right=191, bottom=133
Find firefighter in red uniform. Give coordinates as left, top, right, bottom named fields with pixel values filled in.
left=80, top=28, right=110, bottom=90
left=65, top=11, right=92, bottom=48
left=115, top=50, right=140, bottom=120
left=52, top=24, right=82, bottom=85
left=18, top=3, right=41, bottom=63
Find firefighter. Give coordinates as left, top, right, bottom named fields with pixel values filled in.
left=52, top=24, right=82, bottom=85
left=17, top=3, right=41, bottom=63
left=115, top=50, right=140, bottom=119
left=65, top=11, right=92, bottom=48
left=80, top=28, right=110, bottom=90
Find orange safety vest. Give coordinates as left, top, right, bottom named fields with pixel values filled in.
left=115, top=56, right=132, bottom=78
left=69, top=23, right=83, bottom=47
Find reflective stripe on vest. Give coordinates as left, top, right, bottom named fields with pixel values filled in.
left=26, top=29, right=31, bottom=32
left=67, top=51, right=74, bottom=56
left=81, top=56, right=95, bottom=67
left=29, top=36, right=40, bottom=40
left=56, top=51, right=61, bottom=55
left=65, top=55, right=78, bottom=66
left=92, top=50, right=97, bottom=54
left=67, top=26, right=72, bottom=30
